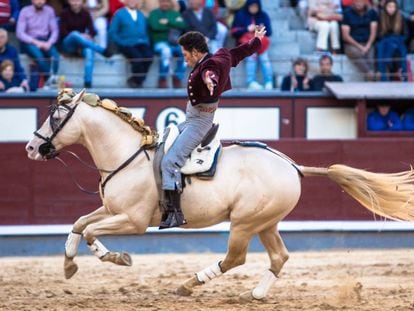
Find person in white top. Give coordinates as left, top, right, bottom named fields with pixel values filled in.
left=307, top=0, right=342, bottom=52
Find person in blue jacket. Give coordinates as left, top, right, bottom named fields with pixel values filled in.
left=231, top=0, right=273, bottom=90
left=367, top=104, right=402, bottom=131
left=402, top=107, right=414, bottom=130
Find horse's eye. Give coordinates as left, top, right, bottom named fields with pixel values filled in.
left=51, top=113, right=61, bottom=122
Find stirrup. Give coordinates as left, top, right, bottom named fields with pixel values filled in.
left=159, top=210, right=187, bottom=229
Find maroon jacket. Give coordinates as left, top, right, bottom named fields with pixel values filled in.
left=59, top=8, right=96, bottom=40
left=187, top=37, right=262, bottom=106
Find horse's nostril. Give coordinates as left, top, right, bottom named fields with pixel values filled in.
left=28, top=145, right=34, bottom=151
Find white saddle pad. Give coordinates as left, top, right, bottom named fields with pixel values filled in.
left=163, top=124, right=221, bottom=175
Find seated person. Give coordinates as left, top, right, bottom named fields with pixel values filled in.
left=0, top=28, right=29, bottom=91
left=402, top=107, right=414, bottom=130
left=16, top=0, right=60, bottom=89
left=312, top=54, right=343, bottom=91
left=109, top=0, right=153, bottom=88
left=182, top=0, right=224, bottom=53
left=231, top=0, right=273, bottom=90
left=60, top=0, right=113, bottom=88
left=399, top=0, right=414, bottom=51
left=367, top=104, right=402, bottom=131
left=307, top=0, right=342, bottom=53
left=0, top=0, right=19, bottom=31
left=0, top=60, right=28, bottom=92
left=148, top=0, right=186, bottom=88
left=281, top=57, right=313, bottom=92
left=376, top=0, right=408, bottom=81
left=341, top=0, right=379, bottom=81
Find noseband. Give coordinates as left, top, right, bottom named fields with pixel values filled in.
left=34, top=102, right=78, bottom=159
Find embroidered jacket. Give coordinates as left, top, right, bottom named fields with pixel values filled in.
left=187, top=37, right=261, bottom=106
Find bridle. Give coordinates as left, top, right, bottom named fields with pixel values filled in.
left=31, top=90, right=157, bottom=197
left=33, top=102, right=78, bottom=159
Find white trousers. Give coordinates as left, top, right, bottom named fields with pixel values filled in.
left=94, top=17, right=108, bottom=49
left=314, top=20, right=340, bottom=50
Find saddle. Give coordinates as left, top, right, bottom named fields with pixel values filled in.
left=155, top=123, right=222, bottom=180
left=153, top=124, right=221, bottom=229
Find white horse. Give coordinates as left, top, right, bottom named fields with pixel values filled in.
left=26, top=89, right=414, bottom=301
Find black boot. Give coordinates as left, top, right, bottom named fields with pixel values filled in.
left=159, top=190, right=187, bottom=229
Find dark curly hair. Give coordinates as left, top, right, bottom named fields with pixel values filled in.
left=177, top=31, right=209, bottom=53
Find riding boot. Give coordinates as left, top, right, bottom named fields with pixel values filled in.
left=159, top=190, right=187, bottom=229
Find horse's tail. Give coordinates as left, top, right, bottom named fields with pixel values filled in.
left=298, top=164, right=414, bottom=221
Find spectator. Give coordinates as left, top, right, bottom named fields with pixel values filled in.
left=60, top=0, right=112, bottom=88
left=148, top=0, right=186, bottom=88
left=85, top=0, right=109, bottom=49
left=231, top=0, right=273, bottom=90
left=402, top=107, right=414, bottom=130
left=341, top=0, right=379, bottom=81
left=182, top=0, right=227, bottom=53
left=399, top=0, right=414, bottom=51
left=367, top=104, right=402, bottom=130
left=376, top=0, right=407, bottom=81
left=16, top=0, right=59, bottom=89
left=223, top=0, right=246, bottom=28
left=307, top=0, right=342, bottom=52
left=0, top=28, right=29, bottom=90
left=0, top=0, right=19, bottom=31
left=204, top=0, right=229, bottom=51
left=0, top=59, right=27, bottom=92
left=109, top=0, right=153, bottom=88
left=312, top=54, right=343, bottom=90
left=281, top=57, right=313, bottom=92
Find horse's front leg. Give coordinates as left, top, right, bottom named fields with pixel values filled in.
left=82, top=213, right=143, bottom=266
left=64, top=206, right=110, bottom=279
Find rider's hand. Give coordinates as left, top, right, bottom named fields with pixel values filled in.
left=254, top=25, right=267, bottom=40
left=204, top=70, right=216, bottom=96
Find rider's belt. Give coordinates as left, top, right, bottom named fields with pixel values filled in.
left=195, top=101, right=218, bottom=113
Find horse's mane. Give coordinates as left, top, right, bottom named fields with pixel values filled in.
left=57, top=88, right=159, bottom=147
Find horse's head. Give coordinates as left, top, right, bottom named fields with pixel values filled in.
left=26, top=88, right=86, bottom=160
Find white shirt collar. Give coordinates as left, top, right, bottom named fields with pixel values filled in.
left=126, top=7, right=138, bottom=21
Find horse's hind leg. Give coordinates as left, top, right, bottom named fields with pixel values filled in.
left=64, top=206, right=110, bottom=279
left=82, top=213, right=140, bottom=266
left=240, top=224, right=289, bottom=302
left=177, top=227, right=251, bottom=296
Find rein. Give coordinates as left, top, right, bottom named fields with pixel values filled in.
left=99, top=147, right=151, bottom=197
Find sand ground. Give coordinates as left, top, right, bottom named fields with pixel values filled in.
left=1, top=249, right=414, bottom=311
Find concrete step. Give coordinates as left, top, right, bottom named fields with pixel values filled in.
left=269, top=42, right=301, bottom=57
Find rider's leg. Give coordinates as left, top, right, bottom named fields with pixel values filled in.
left=160, top=103, right=215, bottom=228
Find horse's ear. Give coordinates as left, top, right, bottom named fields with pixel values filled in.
left=72, top=89, right=86, bottom=105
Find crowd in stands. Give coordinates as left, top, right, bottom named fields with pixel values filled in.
left=0, top=0, right=412, bottom=92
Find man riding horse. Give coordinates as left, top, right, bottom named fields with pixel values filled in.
left=160, top=25, right=268, bottom=229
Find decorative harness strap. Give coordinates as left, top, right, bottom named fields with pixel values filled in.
left=82, top=92, right=158, bottom=147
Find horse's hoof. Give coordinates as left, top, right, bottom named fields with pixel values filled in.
left=239, top=291, right=254, bottom=303
left=176, top=285, right=193, bottom=296
left=117, top=252, right=132, bottom=266
left=64, top=257, right=78, bottom=279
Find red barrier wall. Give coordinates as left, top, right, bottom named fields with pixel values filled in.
left=1, top=93, right=412, bottom=224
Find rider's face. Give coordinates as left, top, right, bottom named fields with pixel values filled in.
left=181, top=48, right=200, bottom=68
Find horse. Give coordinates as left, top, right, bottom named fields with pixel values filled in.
left=25, top=89, right=414, bottom=301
